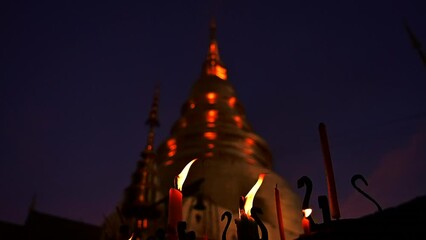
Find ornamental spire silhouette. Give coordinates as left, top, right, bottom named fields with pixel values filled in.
left=204, top=18, right=228, bottom=80
left=121, top=88, right=161, bottom=239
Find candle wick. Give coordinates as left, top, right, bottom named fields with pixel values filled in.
left=239, top=196, right=245, bottom=211
left=174, top=176, right=178, bottom=189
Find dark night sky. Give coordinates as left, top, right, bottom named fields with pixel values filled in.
left=1, top=0, right=426, bottom=226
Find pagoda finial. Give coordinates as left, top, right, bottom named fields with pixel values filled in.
left=210, top=18, right=217, bottom=41
left=143, top=87, right=160, bottom=157
left=145, top=86, right=160, bottom=128
left=204, top=19, right=228, bottom=80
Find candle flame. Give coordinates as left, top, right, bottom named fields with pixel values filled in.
left=244, top=173, right=266, bottom=215
left=302, top=208, right=312, bottom=218
left=176, top=159, right=197, bottom=191
left=128, top=233, right=134, bottom=240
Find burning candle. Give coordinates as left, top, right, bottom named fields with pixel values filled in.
left=167, top=159, right=197, bottom=240
left=275, top=185, right=286, bottom=240
left=302, top=208, right=312, bottom=234
left=319, top=123, right=341, bottom=220
left=235, top=173, right=265, bottom=240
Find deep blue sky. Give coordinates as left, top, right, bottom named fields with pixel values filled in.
left=1, top=0, right=425, bottom=225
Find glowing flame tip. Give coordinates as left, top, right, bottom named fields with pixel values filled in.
left=176, top=158, right=198, bottom=191
left=303, top=208, right=312, bottom=218
left=244, top=173, right=266, bottom=215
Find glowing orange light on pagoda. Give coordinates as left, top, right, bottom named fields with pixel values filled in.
left=167, top=138, right=176, bottom=147
left=207, top=143, right=214, bottom=149
left=206, top=110, right=218, bottom=123
left=206, top=59, right=227, bottom=80
left=204, top=132, right=217, bottom=140
left=189, top=102, right=195, bottom=109
left=206, top=92, right=217, bottom=104
left=244, top=173, right=266, bottom=216
left=215, top=65, right=227, bottom=80
left=164, top=160, right=174, bottom=166
left=210, top=43, right=217, bottom=54
left=245, top=138, right=254, bottom=145
left=181, top=119, right=187, bottom=128
left=244, top=148, right=253, bottom=155
left=228, top=97, right=236, bottom=108
left=246, top=158, right=256, bottom=165
left=234, top=116, right=242, bottom=128
left=205, top=152, right=213, bottom=157
left=168, top=150, right=176, bottom=157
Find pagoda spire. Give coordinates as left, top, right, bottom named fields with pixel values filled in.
left=204, top=19, right=228, bottom=80
left=121, top=88, right=161, bottom=239
left=142, top=87, right=160, bottom=159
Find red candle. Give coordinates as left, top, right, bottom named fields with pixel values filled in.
left=275, top=185, right=286, bottom=240
left=302, top=217, right=310, bottom=234
left=319, top=123, right=340, bottom=220
left=167, top=179, right=182, bottom=240
left=167, top=159, right=197, bottom=240
left=302, top=208, right=312, bottom=234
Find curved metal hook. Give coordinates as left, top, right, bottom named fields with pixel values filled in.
left=221, top=211, right=232, bottom=240
left=297, top=176, right=313, bottom=210
left=351, top=174, right=382, bottom=212
left=251, top=207, right=268, bottom=240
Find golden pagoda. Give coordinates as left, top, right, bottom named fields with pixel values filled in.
left=155, top=21, right=302, bottom=240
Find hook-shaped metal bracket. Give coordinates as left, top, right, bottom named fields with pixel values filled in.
left=351, top=174, right=382, bottom=212
left=221, top=211, right=232, bottom=240
left=297, top=176, right=313, bottom=210
left=251, top=207, right=268, bottom=240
